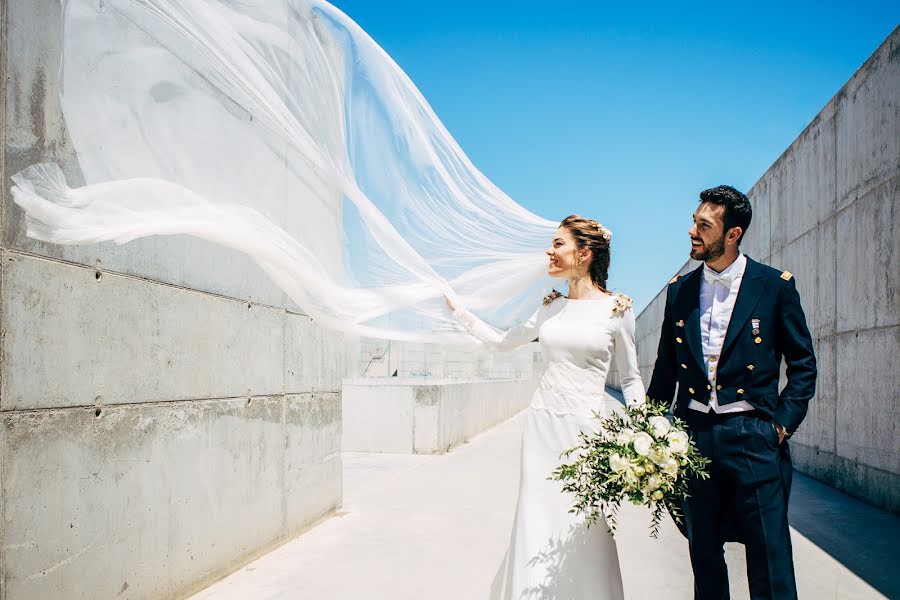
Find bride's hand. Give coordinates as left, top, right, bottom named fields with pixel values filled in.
left=444, top=295, right=457, bottom=312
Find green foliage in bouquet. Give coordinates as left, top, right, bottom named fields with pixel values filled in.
left=552, top=399, right=710, bottom=538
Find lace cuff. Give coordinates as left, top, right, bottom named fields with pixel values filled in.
left=452, top=308, right=478, bottom=335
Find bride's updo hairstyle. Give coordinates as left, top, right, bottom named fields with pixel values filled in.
left=560, top=215, right=612, bottom=291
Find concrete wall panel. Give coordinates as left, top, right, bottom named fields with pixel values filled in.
left=283, top=393, right=343, bottom=533
left=1, top=252, right=287, bottom=410
left=342, top=379, right=533, bottom=455
left=791, top=336, right=837, bottom=456
left=742, top=176, right=772, bottom=261
left=283, top=314, right=350, bottom=394
left=835, top=35, right=900, bottom=210
left=835, top=177, right=899, bottom=333
left=769, top=107, right=837, bottom=251
left=0, top=395, right=341, bottom=600
left=779, top=231, right=817, bottom=330
left=813, top=219, right=838, bottom=338
left=341, top=384, right=415, bottom=453
left=835, top=327, right=899, bottom=475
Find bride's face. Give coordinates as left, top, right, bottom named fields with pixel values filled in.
left=546, top=227, right=583, bottom=278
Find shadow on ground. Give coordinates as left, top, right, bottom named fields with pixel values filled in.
left=788, top=474, right=899, bottom=599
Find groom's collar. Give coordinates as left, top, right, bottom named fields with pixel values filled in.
left=702, top=253, right=746, bottom=280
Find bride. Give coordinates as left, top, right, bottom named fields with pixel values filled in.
left=11, top=4, right=643, bottom=594
left=447, top=215, right=645, bottom=599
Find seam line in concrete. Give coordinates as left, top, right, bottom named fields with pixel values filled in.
left=831, top=113, right=839, bottom=461
left=1, top=1, right=9, bottom=596
left=2, top=247, right=311, bottom=317
left=832, top=323, right=898, bottom=336
left=0, top=391, right=340, bottom=414
left=775, top=173, right=899, bottom=252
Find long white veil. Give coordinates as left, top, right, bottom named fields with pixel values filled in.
left=11, top=0, right=560, bottom=341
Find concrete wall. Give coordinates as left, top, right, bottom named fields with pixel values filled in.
left=342, top=378, right=535, bottom=454
left=1, top=1, right=352, bottom=599
left=358, top=338, right=541, bottom=380
left=636, top=28, right=899, bottom=513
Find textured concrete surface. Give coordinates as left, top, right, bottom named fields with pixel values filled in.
left=635, top=27, right=899, bottom=513
left=0, top=1, right=352, bottom=599
left=342, top=378, right=534, bottom=453
left=358, top=338, right=540, bottom=379
left=1, top=394, right=341, bottom=600
left=189, top=409, right=896, bottom=600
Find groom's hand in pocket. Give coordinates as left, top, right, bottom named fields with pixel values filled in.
left=775, top=423, right=788, bottom=445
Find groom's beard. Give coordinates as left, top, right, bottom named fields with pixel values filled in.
left=690, top=234, right=726, bottom=262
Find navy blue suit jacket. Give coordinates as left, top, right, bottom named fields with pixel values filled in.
left=648, top=256, right=817, bottom=434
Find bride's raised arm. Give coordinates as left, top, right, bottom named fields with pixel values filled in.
left=613, top=298, right=645, bottom=408
left=449, top=297, right=556, bottom=351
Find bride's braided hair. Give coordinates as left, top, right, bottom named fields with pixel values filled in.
left=560, top=214, right=612, bottom=292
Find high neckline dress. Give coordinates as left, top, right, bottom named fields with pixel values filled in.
left=453, top=295, right=645, bottom=599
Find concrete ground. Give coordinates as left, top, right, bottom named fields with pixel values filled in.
left=189, top=411, right=897, bottom=600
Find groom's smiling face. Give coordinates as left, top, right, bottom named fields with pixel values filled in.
left=689, top=202, right=727, bottom=262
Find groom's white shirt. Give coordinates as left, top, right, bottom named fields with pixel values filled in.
left=689, top=253, right=755, bottom=413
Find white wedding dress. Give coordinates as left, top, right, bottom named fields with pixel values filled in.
left=454, top=293, right=645, bottom=599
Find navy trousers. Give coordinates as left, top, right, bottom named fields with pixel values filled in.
left=684, top=411, right=797, bottom=600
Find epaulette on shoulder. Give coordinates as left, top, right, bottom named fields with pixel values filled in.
left=543, top=290, right=563, bottom=305
left=669, top=275, right=681, bottom=285
left=780, top=271, right=793, bottom=281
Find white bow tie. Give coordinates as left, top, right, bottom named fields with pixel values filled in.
left=703, top=269, right=734, bottom=288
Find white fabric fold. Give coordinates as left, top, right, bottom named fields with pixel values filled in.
left=11, top=0, right=561, bottom=342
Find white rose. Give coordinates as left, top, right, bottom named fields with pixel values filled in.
left=623, top=469, right=639, bottom=486
left=649, top=445, right=672, bottom=466
left=615, top=428, right=636, bottom=446
left=632, top=432, right=653, bottom=456
left=609, top=453, right=628, bottom=473
left=648, top=416, right=672, bottom=438
left=647, top=474, right=663, bottom=491
left=667, top=430, right=690, bottom=455
left=662, top=457, right=679, bottom=476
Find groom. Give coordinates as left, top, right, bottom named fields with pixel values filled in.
left=648, top=185, right=817, bottom=600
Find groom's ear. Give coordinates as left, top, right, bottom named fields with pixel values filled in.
left=726, top=226, right=743, bottom=247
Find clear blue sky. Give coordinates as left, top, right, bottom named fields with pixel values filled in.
left=333, top=1, right=898, bottom=312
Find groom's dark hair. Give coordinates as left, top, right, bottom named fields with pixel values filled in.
left=699, top=185, right=752, bottom=245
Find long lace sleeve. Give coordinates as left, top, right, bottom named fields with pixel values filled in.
left=452, top=304, right=546, bottom=350
left=613, top=303, right=645, bottom=408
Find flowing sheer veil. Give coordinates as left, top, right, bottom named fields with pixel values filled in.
left=11, top=0, right=560, bottom=342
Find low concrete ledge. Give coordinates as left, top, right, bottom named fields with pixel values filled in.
left=0, top=393, right=342, bottom=600
left=342, top=378, right=535, bottom=454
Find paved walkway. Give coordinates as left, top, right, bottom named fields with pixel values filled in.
left=190, top=412, right=896, bottom=600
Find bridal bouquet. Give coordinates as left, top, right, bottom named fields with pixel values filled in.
left=552, top=400, right=710, bottom=537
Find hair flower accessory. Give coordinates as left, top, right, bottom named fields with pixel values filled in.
left=589, top=219, right=613, bottom=241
